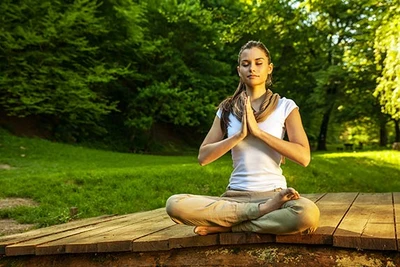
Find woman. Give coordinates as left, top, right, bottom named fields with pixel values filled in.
left=166, top=41, right=320, bottom=236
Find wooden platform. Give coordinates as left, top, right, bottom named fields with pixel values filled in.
left=1, top=192, right=400, bottom=265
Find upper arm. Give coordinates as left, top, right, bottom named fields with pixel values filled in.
left=285, top=108, right=310, bottom=150
left=200, top=115, right=225, bottom=147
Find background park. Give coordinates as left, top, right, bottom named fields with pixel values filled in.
left=0, top=0, right=399, bottom=234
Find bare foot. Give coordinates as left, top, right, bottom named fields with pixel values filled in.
left=194, top=226, right=231, bottom=236
left=258, top=188, right=300, bottom=216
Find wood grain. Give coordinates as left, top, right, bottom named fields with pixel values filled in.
left=333, top=193, right=396, bottom=250
left=277, top=192, right=358, bottom=245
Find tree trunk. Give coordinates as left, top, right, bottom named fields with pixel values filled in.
left=394, top=119, right=400, bottom=142
left=379, top=118, right=388, bottom=147
left=317, top=103, right=334, bottom=151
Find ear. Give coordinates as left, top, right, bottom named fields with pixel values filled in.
left=268, top=63, right=274, bottom=74
left=237, top=66, right=241, bottom=77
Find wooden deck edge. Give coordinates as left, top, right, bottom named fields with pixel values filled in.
left=0, top=214, right=119, bottom=254
left=1, top=243, right=400, bottom=267
left=333, top=235, right=398, bottom=251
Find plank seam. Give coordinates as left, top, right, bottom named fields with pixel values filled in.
left=392, top=192, right=398, bottom=251
left=331, top=192, right=360, bottom=238
left=314, top=193, right=327, bottom=203
left=130, top=224, right=177, bottom=252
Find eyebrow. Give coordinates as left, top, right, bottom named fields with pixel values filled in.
left=241, top=58, right=265, bottom=62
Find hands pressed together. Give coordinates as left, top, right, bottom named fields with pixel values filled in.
left=198, top=92, right=310, bottom=167
left=239, top=96, right=262, bottom=140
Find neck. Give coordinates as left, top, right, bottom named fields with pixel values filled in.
left=246, top=85, right=267, bottom=101
left=245, top=86, right=269, bottom=112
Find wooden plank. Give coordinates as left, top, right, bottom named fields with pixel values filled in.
left=333, top=193, right=396, bottom=250
left=63, top=209, right=173, bottom=254
left=277, top=192, right=358, bottom=245
left=131, top=225, right=194, bottom=252
left=35, top=208, right=167, bottom=255
left=350, top=193, right=396, bottom=250
left=6, top=208, right=166, bottom=256
left=220, top=232, right=275, bottom=245
left=96, top=216, right=175, bottom=253
left=167, top=225, right=219, bottom=249
left=34, top=215, right=149, bottom=255
left=6, top=223, right=110, bottom=256
left=0, top=214, right=116, bottom=255
left=391, top=192, right=400, bottom=251
left=6, top=213, right=144, bottom=256
left=301, top=193, right=326, bottom=202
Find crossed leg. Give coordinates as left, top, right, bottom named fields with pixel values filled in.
left=194, top=188, right=300, bottom=236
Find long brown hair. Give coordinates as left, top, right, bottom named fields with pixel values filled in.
left=219, top=41, right=280, bottom=134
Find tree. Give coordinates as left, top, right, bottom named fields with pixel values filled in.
left=374, top=2, right=400, bottom=121
left=295, top=0, right=384, bottom=150
left=0, top=0, right=134, bottom=140
left=121, top=0, right=234, bottom=150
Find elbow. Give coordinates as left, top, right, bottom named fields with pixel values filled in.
left=300, top=155, right=311, bottom=167
left=197, top=155, right=207, bottom=166
left=198, top=148, right=211, bottom=166
left=298, top=146, right=311, bottom=167
left=301, top=160, right=310, bottom=167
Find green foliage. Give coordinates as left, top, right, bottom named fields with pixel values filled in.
left=119, top=0, right=234, bottom=149
left=0, top=0, right=130, bottom=139
left=374, top=2, right=400, bottom=120
left=125, top=82, right=213, bottom=130
left=0, top=0, right=397, bottom=151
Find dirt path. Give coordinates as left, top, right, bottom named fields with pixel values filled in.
left=0, top=198, right=38, bottom=236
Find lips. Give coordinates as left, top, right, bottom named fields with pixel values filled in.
left=247, top=75, right=259, bottom=78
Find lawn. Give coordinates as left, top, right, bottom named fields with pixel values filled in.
left=0, top=128, right=399, bottom=229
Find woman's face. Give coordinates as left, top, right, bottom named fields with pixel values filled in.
left=237, top=47, right=273, bottom=88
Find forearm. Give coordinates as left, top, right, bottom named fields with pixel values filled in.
left=256, top=131, right=310, bottom=167
left=198, top=134, right=243, bottom=166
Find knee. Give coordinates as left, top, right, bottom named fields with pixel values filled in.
left=296, top=198, right=320, bottom=233
left=165, top=194, right=178, bottom=217
left=165, top=194, right=186, bottom=220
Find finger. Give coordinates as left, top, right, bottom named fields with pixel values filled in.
left=245, top=101, right=253, bottom=121
left=246, top=96, right=252, bottom=112
left=242, top=106, right=247, bottom=125
left=243, top=97, right=249, bottom=121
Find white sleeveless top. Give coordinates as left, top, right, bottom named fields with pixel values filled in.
left=217, top=97, right=298, bottom=192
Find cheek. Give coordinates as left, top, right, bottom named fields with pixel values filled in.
left=261, top=68, right=269, bottom=76
left=264, top=67, right=272, bottom=75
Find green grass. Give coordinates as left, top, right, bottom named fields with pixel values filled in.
left=0, top=128, right=399, bottom=230
left=283, top=150, right=400, bottom=193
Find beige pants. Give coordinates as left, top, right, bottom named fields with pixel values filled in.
left=166, top=190, right=320, bottom=235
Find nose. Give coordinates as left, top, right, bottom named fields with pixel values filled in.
left=249, top=65, right=256, bottom=73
